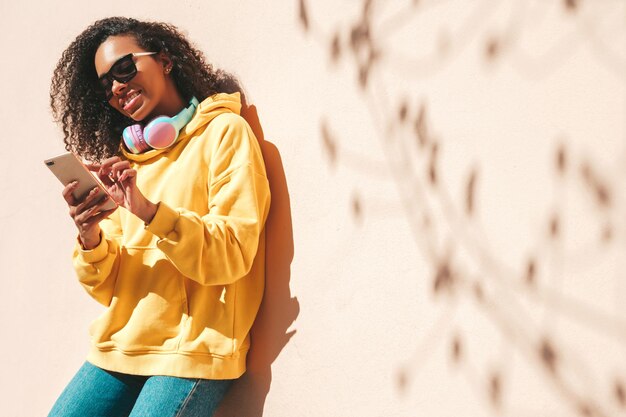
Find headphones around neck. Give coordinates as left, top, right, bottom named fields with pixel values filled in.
left=122, top=96, right=200, bottom=154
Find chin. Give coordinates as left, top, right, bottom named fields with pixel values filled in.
left=127, top=104, right=152, bottom=122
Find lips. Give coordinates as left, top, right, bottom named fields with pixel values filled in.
left=121, top=90, right=142, bottom=113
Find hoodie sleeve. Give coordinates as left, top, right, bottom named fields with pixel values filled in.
left=145, top=114, right=271, bottom=286
left=72, top=208, right=123, bottom=306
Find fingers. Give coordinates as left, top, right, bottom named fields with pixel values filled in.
left=98, top=156, right=122, bottom=171
left=62, top=181, right=79, bottom=205
left=118, top=168, right=137, bottom=183
left=93, top=157, right=122, bottom=185
left=76, top=208, right=116, bottom=230
left=97, top=158, right=135, bottom=185
left=73, top=194, right=115, bottom=226
left=97, top=157, right=123, bottom=178
left=83, top=156, right=119, bottom=172
left=62, top=160, right=121, bottom=234
left=84, top=162, right=101, bottom=172
left=85, top=207, right=117, bottom=226
left=110, top=163, right=136, bottom=185
left=110, top=161, right=131, bottom=180
left=74, top=186, right=109, bottom=215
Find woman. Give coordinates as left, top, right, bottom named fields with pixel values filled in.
left=48, top=17, right=271, bottom=416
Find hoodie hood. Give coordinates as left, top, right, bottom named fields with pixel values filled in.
left=122, top=92, right=243, bottom=162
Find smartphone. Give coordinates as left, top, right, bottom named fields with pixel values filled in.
left=44, top=152, right=118, bottom=211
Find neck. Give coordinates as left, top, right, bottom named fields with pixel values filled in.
left=148, top=82, right=186, bottom=119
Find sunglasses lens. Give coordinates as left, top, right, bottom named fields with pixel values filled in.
left=110, top=56, right=137, bottom=80
left=98, top=54, right=138, bottom=100
left=99, top=78, right=113, bottom=100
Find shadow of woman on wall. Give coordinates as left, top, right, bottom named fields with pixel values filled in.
left=214, top=101, right=300, bottom=417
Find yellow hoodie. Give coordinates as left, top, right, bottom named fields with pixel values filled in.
left=72, top=92, right=271, bottom=379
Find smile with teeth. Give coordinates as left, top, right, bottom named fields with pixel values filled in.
left=122, top=91, right=141, bottom=109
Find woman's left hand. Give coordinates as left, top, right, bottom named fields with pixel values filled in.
left=86, top=157, right=158, bottom=224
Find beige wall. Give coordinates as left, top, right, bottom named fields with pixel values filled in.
left=1, top=1, right=625, bottom=416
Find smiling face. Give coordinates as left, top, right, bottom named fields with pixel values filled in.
left=94, top=35, right=184, bottom=122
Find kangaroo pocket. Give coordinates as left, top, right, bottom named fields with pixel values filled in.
left=89, top=247, right=187, bottom=352
left=178, top=280, right=236, bottom=357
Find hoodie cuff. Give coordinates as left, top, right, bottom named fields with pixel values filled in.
left=145, top=201, right=180, bottom=239
left=76, top=231, right=109, bottom=264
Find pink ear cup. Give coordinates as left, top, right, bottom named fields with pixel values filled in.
left=122, top=97, right=198, bottom=154
left=143, top=117, right=178, bottom=149
left=122, top=123, right=150, bottom=153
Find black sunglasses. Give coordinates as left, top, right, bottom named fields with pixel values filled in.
left=97, top=52, right=157, bottom=100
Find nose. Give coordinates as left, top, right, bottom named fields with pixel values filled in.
left=110, top=79, right=128, bottom=98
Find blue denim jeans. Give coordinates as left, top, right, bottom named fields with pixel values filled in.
left=48, top=361, right=235, bottom=417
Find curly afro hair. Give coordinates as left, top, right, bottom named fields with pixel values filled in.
left=50, top=17, right=241, bottom=161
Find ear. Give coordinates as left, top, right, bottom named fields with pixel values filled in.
left=157, top=51, right=173, bottom=74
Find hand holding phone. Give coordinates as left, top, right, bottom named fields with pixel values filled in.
left=45, top=153, right=118, bottom=248
left=45, top=153, right=117, bottom=211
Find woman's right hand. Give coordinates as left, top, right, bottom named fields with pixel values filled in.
left=62, top=181, right=117, bottom=250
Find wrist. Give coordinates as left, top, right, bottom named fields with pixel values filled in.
left=138, top=200, right=158, bottom=224
left=79, top=229, right=101, bottom=250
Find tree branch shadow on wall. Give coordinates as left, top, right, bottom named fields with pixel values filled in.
left=298, top=0, right=626, bottom=415
left=214, top=103, right=299, bottom=417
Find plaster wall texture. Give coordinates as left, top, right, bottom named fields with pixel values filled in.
left=0, top=1, right=624, bottom=416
